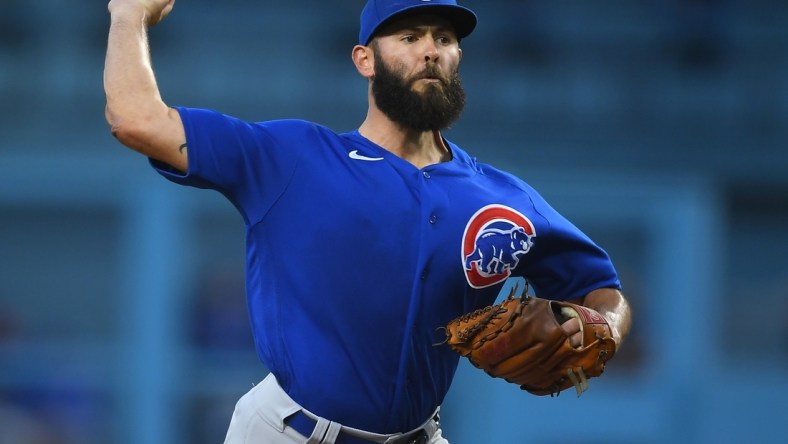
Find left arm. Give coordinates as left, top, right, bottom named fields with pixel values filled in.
left=563, top=287, right=632, bottom=351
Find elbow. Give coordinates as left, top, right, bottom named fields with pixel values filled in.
left=107, top=116, right=141, bottom=150
left=103, top=98, right=186, bottom=172
left=105, top=104, right=125, bottom=143
left=106, top=103, right=131, bottom=144
left=105, top=104, right=154, bottom=152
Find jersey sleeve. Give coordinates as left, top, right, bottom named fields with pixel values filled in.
left=524, top=191, right=621, bottom=301
left=479, top=170, right=623, bottom=301
left=150, top=107, right=301, bottom=225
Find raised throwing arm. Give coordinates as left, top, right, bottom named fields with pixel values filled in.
left=104, top=0, right=188, bottom=172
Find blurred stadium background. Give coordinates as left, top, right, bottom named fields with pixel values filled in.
left=1, top=0, right=787, bottom=443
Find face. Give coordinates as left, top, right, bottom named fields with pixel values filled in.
left=369, top=15, right=466, bottom=131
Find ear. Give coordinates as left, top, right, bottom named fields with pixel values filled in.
left=458, top=47, right=463, bottom=61
left=352, top=44, right=375, bottom=79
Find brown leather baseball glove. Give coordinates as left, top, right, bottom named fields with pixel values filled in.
left=443, top=284, right=616, bottom=397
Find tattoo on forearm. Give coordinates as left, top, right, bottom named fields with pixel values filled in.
left=178, top=143, right=187, bottom=154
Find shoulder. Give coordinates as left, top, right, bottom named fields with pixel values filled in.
left=178, top=109, right=338, bottom=140
left=254, top=119, right=335, bottom=135
left=447, top=141, right=537, bottom=194
left=478, top=163, right=535, bottom=193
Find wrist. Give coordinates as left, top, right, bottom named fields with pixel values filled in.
left=109, top=3, right=149, bottom=25
left=604, top=313, right=625, bottom=351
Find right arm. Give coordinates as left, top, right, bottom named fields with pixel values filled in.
left=104, top=0, right=187, bottom=172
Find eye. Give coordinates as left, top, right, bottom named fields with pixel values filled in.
left=401, top=35, right=417, bottom=43
left=436, top=35, right=455, bottom=45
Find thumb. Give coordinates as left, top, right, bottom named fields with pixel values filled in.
left=147, top=0, right=175, bottom=26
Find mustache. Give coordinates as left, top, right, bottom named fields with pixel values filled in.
left=409, top=66, right=451, bottom=85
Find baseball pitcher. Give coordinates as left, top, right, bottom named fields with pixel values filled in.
left=104, top=1, right=633, bottom=443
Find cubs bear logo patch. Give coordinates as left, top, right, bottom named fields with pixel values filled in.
left=462, top=204, right=536, bottom=288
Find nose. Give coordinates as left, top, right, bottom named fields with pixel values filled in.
left=423, top=39, right=439, bottom=63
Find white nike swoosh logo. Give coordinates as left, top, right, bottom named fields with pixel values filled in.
left=349, top=150, right=384, bottom=161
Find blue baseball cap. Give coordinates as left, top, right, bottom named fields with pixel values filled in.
left=359, top=0, right=477, bottom=45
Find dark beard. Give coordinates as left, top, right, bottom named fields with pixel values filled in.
left=371, top=52, right=466, bottom=132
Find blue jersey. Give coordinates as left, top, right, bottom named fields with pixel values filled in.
left=152, top=107, right=620, bottom=433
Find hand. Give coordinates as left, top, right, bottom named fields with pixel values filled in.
left=108, top=0, right=175, bottom=27
left=560, top=316, right=582, bottom=348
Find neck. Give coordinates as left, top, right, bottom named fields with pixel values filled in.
left=358, top=107, right=451, bottom=169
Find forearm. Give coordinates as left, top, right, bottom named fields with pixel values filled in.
left=581, top=287, right=632, bottom=351
left=104, top=8, right=165, bottom=134
left=103, top=1, right=186, bottom=171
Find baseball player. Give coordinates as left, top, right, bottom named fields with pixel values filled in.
left=104, top=1, right=632, bottom=443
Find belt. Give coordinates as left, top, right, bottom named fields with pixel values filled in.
left=285, top=411, right=431, bottom=444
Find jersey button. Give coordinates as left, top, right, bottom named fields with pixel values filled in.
left=429, top=215, right=437, bottom=224
left=422, top=171, right=431, bottom=179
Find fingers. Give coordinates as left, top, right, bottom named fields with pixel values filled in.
left=160, top=0, right=175, bottom=20
left=147, top=0, right=175, bottom=26
left=560, top=317, right=582, bottom=348
left=570, top=331, right=582, bottom=348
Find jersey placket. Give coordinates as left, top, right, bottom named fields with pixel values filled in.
left=387, top=164, right=452, bottom=428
